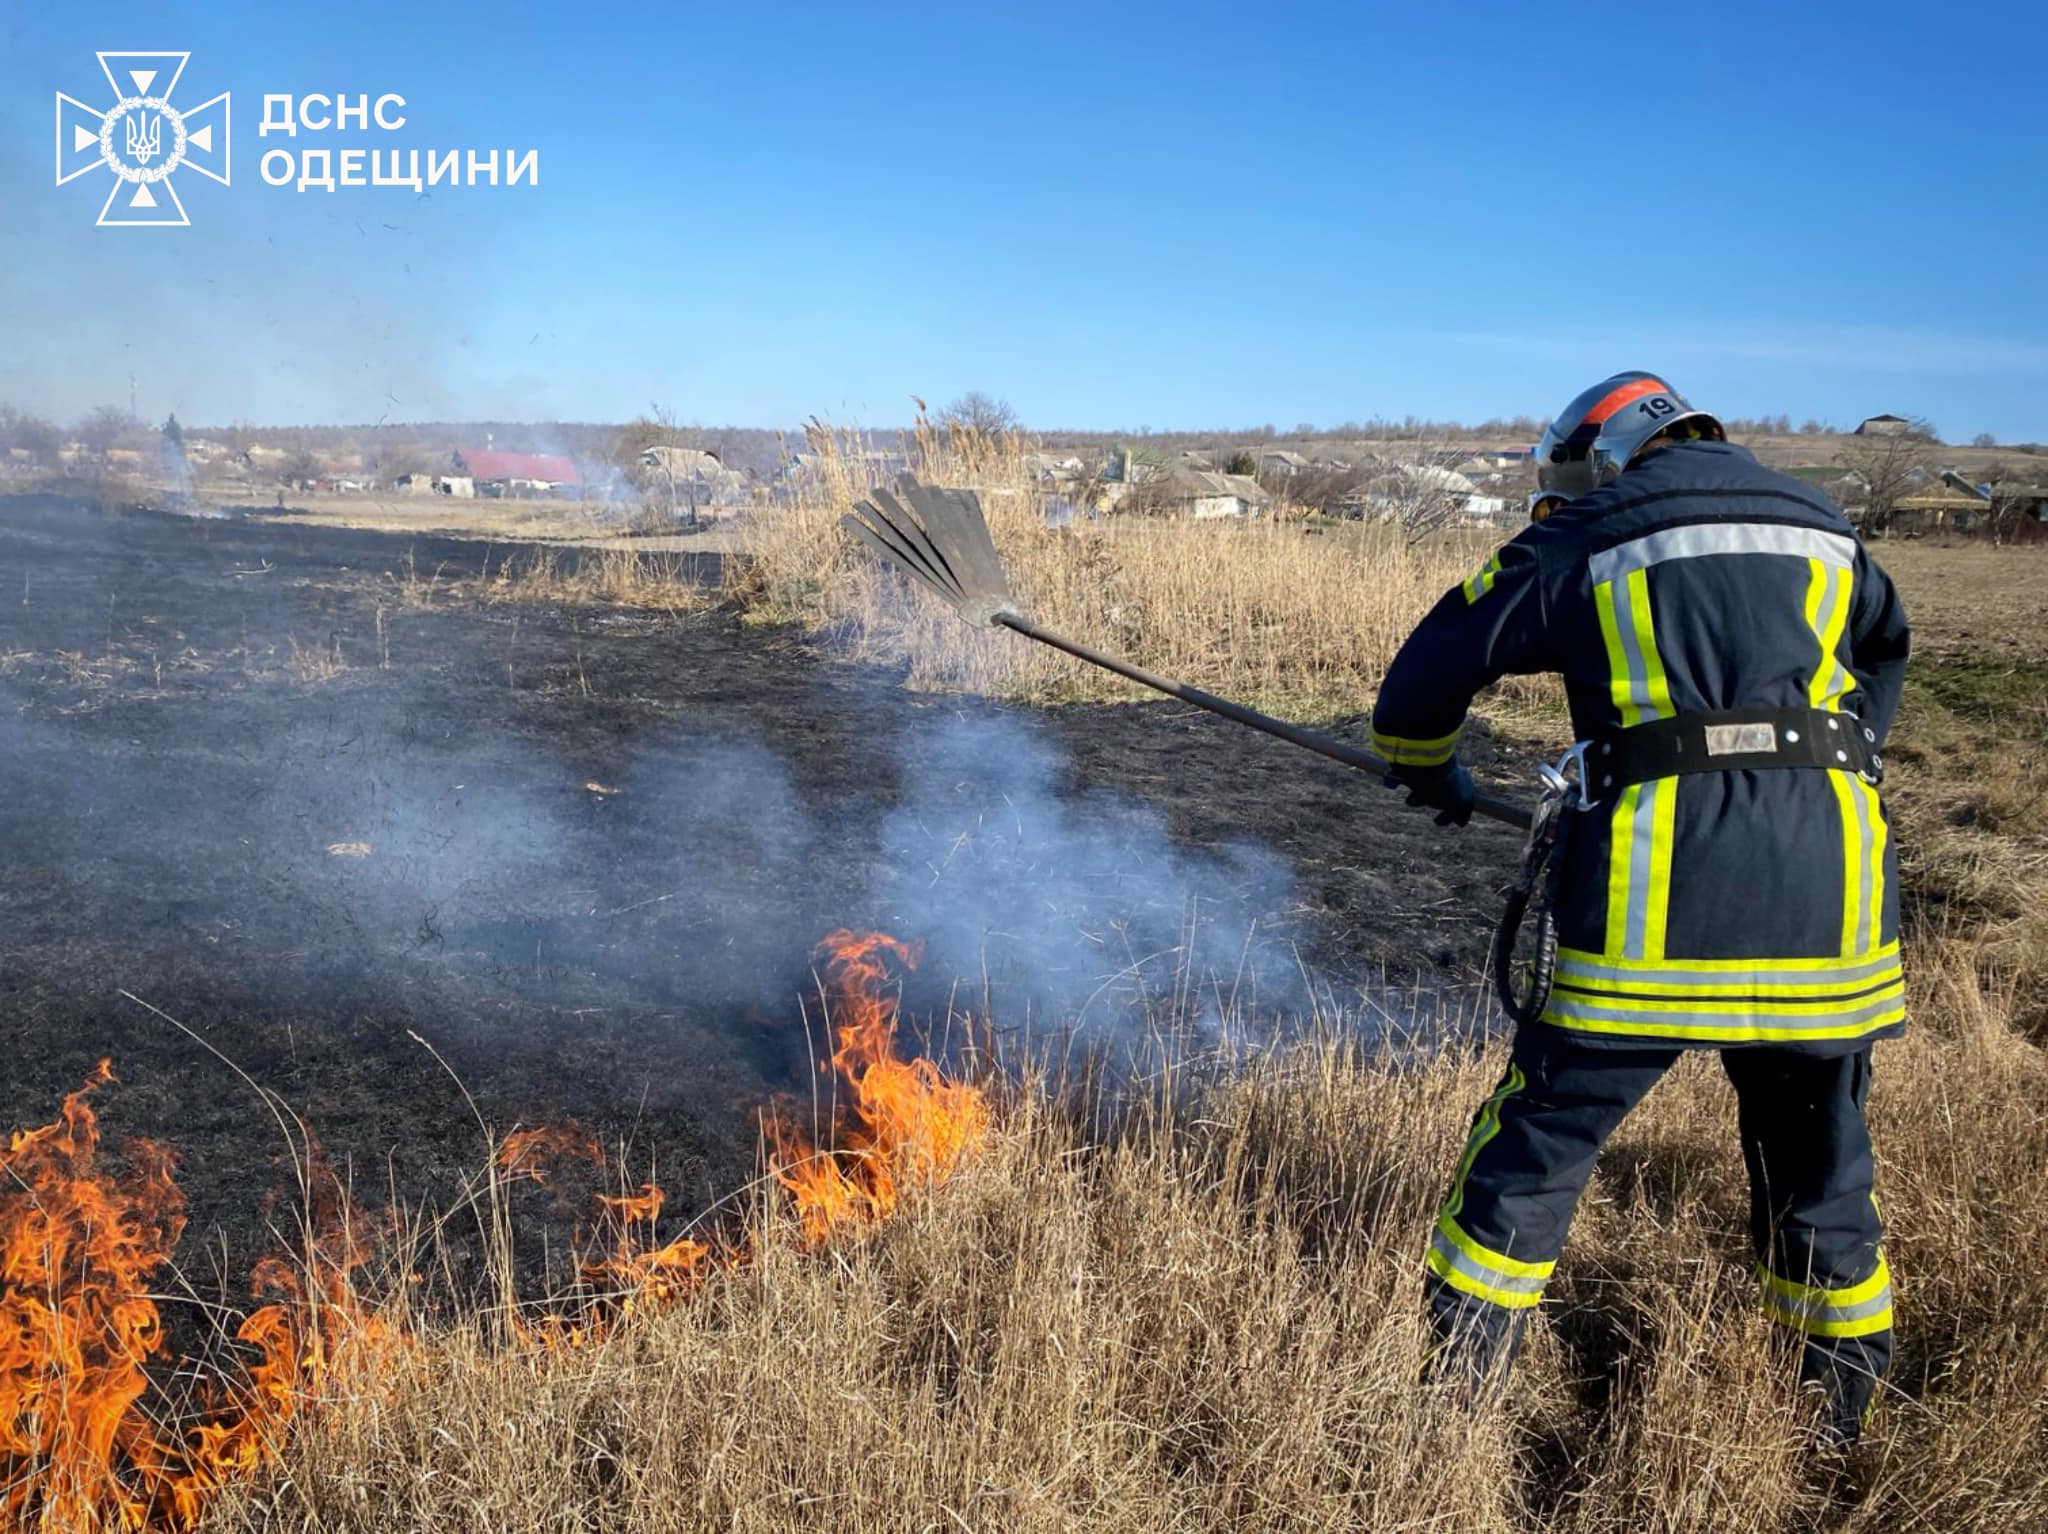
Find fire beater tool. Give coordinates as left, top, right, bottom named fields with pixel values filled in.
left=842, top=475, right=1533, bottom=830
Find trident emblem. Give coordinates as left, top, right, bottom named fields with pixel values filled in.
left=125, top=111, right=162, bottom=163
left=56, top=52, right=232, bottom=227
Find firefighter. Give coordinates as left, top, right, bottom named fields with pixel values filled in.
left=1371, top=373, right=1911, bottom=1444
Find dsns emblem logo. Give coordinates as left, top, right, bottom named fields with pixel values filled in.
left=56, top=52, right=230, bottom=227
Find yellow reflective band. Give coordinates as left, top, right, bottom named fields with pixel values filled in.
left=1625, top=567, right=1675, bottom=720
left=1546, top=980, right=1903, bottom=1016
left=1538, top=1002, right=1907, bottom=1044
left=1829, top=769, right=1864, bottom=957
left=1463, top=554, right=1503, bottom=604
left=1605, top=783, right=1643, bottom=955
left=1627, top=570, right=1677, bottom=962
left=1596, top=569, right=1676, bottom=959
left=1643, top=777, right=1677, bottom=961
left=1804, top=557, right=1854, bottom=710
left=1859, top=777, right=1888, bottom=955
left=1594, top=578, right=1636, bottom=724
left=1760, top=1258, right=1891, bottom=1311
left=1760, top=1258, right=1894, bottom=1339
left=1435, top=1213, right=1554, bottom=1280
left=1369, top=725, right=1461, bottom=768
left=1426, top=1247, right=1545, bottom=1310
left=1442, top=1065, right=1523, bottom=1221
left=1765, top=1306, right=1893, bottom=1340
left=1554, top=941, right=1901, bottom=975
left=1552, top=973, right=1901, bottom=1000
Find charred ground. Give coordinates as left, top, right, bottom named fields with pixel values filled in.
left=0, top=494, right=1524, bottom=1285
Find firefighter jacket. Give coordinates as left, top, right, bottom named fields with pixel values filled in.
left=1370, top=441, right=1911, bottom=1052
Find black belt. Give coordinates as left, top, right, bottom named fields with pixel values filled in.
left=1588, top=707, right=1881, bottom=795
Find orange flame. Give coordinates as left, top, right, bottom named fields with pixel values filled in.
left=0, top=1062, right=392, bottom=1532
left=766, top=930, right=990, bottom=1245
left=0, top=1059, right=186, bottom=1532
left=170, top=1153, right=392, bottom=1522
left=583, top=1184, right=712, bottom=1317
left=497, top=1125, right=604, bottom=1187
left=0, top=928, right=987, bottom=1528
left=494, top=1129, right=717, bottom=1336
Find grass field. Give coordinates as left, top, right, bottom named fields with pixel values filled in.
left=4, top=443, right=2043, bottom=1530
left=166, top=439, right=2048, bottom=1532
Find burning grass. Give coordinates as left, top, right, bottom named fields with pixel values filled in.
left=187, top=940, right=2047, bottom=1532
left=0, top=931, right=993, bottom=1531
left=7, top=921, right=2045, bottom=1531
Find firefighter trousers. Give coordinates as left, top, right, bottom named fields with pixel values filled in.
left=1424, top=1025, right=1891, bottom=1430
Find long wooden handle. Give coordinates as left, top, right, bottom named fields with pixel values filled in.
left=995, top=613, right=1531, bottom=831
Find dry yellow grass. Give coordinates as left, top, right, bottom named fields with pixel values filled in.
left=198, top=941, right=2047, bottom=1532
left=282, top=634, right=348, bottom=685
left=482, top=545, right=715, bottom=614
left=729, top=422, right=1543, bottom=719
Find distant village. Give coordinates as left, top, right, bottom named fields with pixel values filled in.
left=3, top=406, right=2045, bottom=540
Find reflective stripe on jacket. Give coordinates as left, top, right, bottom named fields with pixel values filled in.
left=1370, top=441, right=1911, bottom=1052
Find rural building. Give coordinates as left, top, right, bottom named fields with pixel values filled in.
left=1462, top=448, right=1534, bottom=470
left=395, top=472, right=475, bottom=498
left=1820, top=472, right=1868, bottom=513
left=318, top=457, right=367, bottom=493
left=1991, top=479, right=2048, bottom=523
left=1454, top=456, right=1510, bottom=482
left=784, top=448, right=903, bottom=483
left=455, top=448, right=580, bottom=498
left=640, top=444, right=747, bottom=509
left=641, top=444, right=722, bottom=480
left=1035, top=452, right=1086, bottom=487
left=1406, top=463, right=1480, bottom=498
left=1158, top=470, right=1272, bottom=520
left=1358, top=463, right=1506, bottom=524
left=1105, top=445, right=1172, bottom=486
left=1258, top=449, right=1310, bottom=477
left=1894, top=474, right=1989, bottom=532
left=1855, top=414, right=1913, bottom=437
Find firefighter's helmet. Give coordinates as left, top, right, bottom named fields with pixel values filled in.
left=1536, top=372, right=1723, bottom=500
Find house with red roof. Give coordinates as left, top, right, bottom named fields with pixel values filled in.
left=454, top=448, right=581, bottom=498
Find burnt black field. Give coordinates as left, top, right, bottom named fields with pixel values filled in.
left=0, top=494, right=1523, bottom=1285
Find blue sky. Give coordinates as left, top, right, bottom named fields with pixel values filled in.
left=2, top=1, right=2044, bottom=439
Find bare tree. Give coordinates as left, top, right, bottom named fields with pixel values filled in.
left=371, top=443, right=436, bottom=484
left=938, top=391, right=1019, bottom=436
left=1972, top=461, right=2041, bottom=545
left=0, top=406, right=62, bottom=469
left=1285, top=463, right=1369, bottom=517
left=1381, top=470, right=1475, bottom=543
left=1835, top=420, right=1937, bottom=537
left=74, top=405, right=140, bottom=459
left=277, top=449, right=322, bottom=490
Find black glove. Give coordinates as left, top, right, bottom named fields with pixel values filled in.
left=1383, top=758, right=1476, bottom=828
